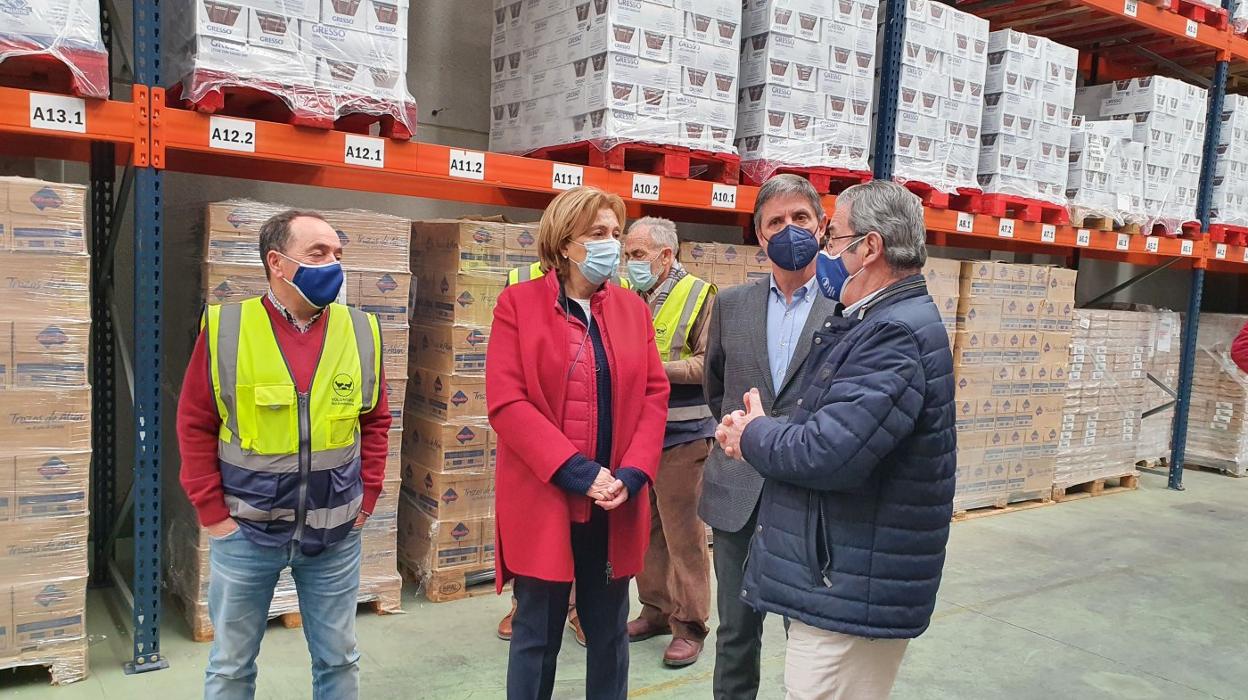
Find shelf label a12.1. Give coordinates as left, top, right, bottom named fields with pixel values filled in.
left=29, top=93, right=86, bottom=134
left=344, top=134, right=385, bottom=168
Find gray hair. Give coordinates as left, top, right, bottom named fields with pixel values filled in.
left=836, top=181, right=927, bottom=271
left=628, top=216, right=679, bottom=252
left=753, top=173, right=824, bottom=230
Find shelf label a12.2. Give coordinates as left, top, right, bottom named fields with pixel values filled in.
left=208, top=116, right=256, bottom=153
left=29, top=93, right=86, bottom=134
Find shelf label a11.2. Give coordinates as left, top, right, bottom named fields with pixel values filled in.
left=29, top=93, right=86, bottom=134
left=449, top=149, right=486, bottom=180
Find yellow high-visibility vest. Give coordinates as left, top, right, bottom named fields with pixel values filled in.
left=653, top=274, right=713, bottom=362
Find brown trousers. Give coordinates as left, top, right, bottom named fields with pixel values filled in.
left=637, top=438, right=712, bottom=641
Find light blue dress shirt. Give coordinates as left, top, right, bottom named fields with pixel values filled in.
left=767, top=274, right=818, bottom=390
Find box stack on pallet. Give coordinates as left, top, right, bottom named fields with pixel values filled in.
left=401, top=219, right=517, bottom=602
left=1136, top=308, right=1182, bottom=467
left=882, top=0, right=989, bottom=197
left=1065, top=116, right=1139, bottom=228
left=0, top=0, right=109, bottom=97
left=1210, top=94, right=1248, bottom=235
left=167, top=200, right=409, bottom=641
left=489, top=0, right=742, bottom=158
left=951, top=261, right=1076, bottom=512
left=1184, top=313, right=1248, bottom=477
left=1053, top=309, right=1152, bottom=495
left=679, top=240, right=770, bottom=288
left=0, top=178, right=92, bottom=684
left=735, top=0, right=877, bottom=185
left=923, top=257, right=960, bottom=347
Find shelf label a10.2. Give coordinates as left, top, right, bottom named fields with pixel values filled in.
left=29, top=93, right=86, bottom=134
left=632, top=174, right=660, bottom=201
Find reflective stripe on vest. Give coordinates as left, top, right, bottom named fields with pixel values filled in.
left=205, top=298, right=380, bottom=550
left=505, top=262, right=633, bottom=289
left=653, top=275, right=713, bottom=362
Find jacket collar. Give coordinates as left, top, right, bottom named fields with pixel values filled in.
left=548, top=269, right=610, bottom=316
left=842, top=274, right=928, bottom=320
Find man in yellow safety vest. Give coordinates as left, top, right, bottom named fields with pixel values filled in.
left=177, top=209, right=391, bottom=700
left=506, top=259, right=633, bottom=289
left=621, top=216, right=717, bottom=668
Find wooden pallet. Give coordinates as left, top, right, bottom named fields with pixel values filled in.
left=0, top=641, right=89, bottom=686
left=168, top=72, right=416, bottom=139
left=1149, top=220, right=1204, bottom=239
left=979, top=193, right=1070, bottom=225
left=1183, top=461, right=1248, bottom=478
left=0, top=47, right=110, bottom=99
left=952, top=496, right=1054, bottom=523
left=740, top=163, right=871, bottom=194
left=400, top=561, right=497, bottom=603
left=1208, top=223, right=1248, bottom=246
left=528, top=140, right=740, bottom=184
left=901, top=181, right=982, bottom=213
left=1148, top=0, right=1230, bottom=30
left=1051, top=473, right=1140, bottom=503
left=1075, top=215, right=1143, bottom=235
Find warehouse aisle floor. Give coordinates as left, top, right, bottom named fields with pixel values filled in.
left=4, top=469, right=1246, bottom=699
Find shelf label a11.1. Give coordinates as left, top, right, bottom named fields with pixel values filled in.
left=208, top=116, right=256, bottom=152
left=551, top=163, right=583, bottom=190
left=29, top=93, right=86, bottom=134
left=344, top=134, right=384, bottom=168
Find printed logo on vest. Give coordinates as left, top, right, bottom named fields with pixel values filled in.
left=333, top=373, right=355, bottom=397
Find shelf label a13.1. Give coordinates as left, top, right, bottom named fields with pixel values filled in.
left=551, top=163, right=583, bottom=190
left=29, top=93, right=86, bottom=134
left=343, top=134, right=385, bottom=168
left=632, top=174, right=660, bottom=201
left=449, top=149, right=486, bottom=180
left=208, top=116, right=256, bottom=152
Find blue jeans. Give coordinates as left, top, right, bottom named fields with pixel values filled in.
left=205, top=525, right=363, bottom=700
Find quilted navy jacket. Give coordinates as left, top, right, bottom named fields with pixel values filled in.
left=738, top=274, right=956, bottom=639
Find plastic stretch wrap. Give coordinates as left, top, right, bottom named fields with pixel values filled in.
left=1066, top=116, right=1138, bottom=226
left=1211, top=94, right=1248, bottom=228
left=0, top=0, right=108, bottom=98
left=0, top=178, right=92, bottom=685
left=1235, top=0, right=1248, bottom=35
left=1053, top=309, right=1158, bottom=488
left=1130, top=308, right=1181, bottom=464
left=880, top=0, right=988, bottom=195
left=1073, top=77, right=1206, bottom=234
left=1184, top=313, right=1248, bottom=476
left=678, top=240, right=772, bottom=290
left=948, top=260, right=1077, bottom=512
left=163, top=0, right=416, bottom=134
left=977, top=30, right=1077, bottom=206
left=489, top=0, right=741, bottom=156
left=166, top=199, right=411, bottom=639
left=735, top=0, right=877, bottom=183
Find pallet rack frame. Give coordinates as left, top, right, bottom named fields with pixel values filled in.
left=2, top=0, right=1247, bottom=673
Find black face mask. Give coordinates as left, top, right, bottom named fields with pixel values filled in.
left=766, top=224, right=820, bottom=271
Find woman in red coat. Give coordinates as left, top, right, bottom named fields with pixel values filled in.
left=1232, top=319, right=1248, bottom=374
left=487, top=186, right=670, bottom=700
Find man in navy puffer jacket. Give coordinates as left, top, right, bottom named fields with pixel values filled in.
left=716, top=181, right=956, bottom=700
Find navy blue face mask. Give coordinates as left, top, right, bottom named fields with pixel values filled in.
left=279, top=252, right=345, bottom=308
left=765, top=224, right=820, bottom=271
left=815, top=235, right=867, bottom=300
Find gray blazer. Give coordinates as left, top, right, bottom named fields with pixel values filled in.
left=699, top=277, right=834, bottom=533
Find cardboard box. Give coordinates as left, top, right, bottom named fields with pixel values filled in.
left=411, top=323, right=489, bottom=376
left=399, top=463, right=494, bottom=521
left=408, top=368, right=487, bottom=422
left=397, top=500, right=486, bottom=572
left=5, top=452, right=90, bottom=521
left=10, top=575, right=86, bottom=650
left=0, top=252, right=89, bottom=321
left=403, top=413, right=492, bottom=473
left=411, top=220, right=507, bottom=275
left=0, top=515, right=89, bottom=584
left=414, top=271, right=502, bottom=327
left=1048, top=267, right=1077, bottom=300
left=0, top=389, right=90, bottom=454
left=352, top=270, right=411, bottom=325
left=12, top=320, right=89, bottom=389
left=321, top=209, right=411, bottom=272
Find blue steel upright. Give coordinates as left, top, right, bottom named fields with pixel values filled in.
left=872, top=0, right=906, bottom=180
left=1169, top=59, right=1229, bottom=490
left=127, top=0, right=168, bottom=673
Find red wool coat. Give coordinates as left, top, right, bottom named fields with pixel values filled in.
left=486, top=272, right=670, bottom=589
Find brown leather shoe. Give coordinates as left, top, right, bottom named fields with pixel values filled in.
left=627, top=617, right=672, bottom=642
left=568, top=609, right=587, bottom=648
left=497, top=598, right=517, bottom=641
left=662, top=638, right=703, bottom=668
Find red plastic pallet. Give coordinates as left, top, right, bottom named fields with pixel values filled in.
left=978, top=193, right=1071, bottom=225
left=1152, top=0, right=1230, bottom=31
left=1209, top=223, right=1248, bottom=246
left=528, top=140, right=740, bottom=185
left=902, top=181, right=982, bottom=214
left=0, top=45, right=109, bottom=99
left=1149, top=220, right=1204, bottom=238
left=740, top=163, right=871, bottom=195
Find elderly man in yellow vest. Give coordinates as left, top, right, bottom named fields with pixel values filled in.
left=622, top=216, right=716, bottom=668
left=178, top=210, right=391, bottom=700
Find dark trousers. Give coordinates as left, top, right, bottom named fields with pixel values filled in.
left=507, top=510, right=630, bottom=700
left=712, top=507, right=765, bottom=700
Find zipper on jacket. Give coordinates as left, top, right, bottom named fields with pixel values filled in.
left=292, top=391, right=312, bottom=544
left=819, top=499, right=834, bottom=588
left=605, top=560, right=614, bottom=585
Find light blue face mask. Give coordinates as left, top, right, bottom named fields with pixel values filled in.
left=573, top=238, right=621, bottom=286
left=626, top=255, right=661, bottom=292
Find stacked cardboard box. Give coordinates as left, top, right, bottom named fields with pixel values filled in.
left=1074, top=77, right=1206, bottom=233
left=951, top=260, right=1076, bottom=511
left=1211, top=94, right=1248, bottom=227
left=678, top=240, right=769, bottom=288
left=1066, top=116, right=1139, bottom=225
left=735, top=0, right=877, bottom=182
left=167, top=200, right=409, bottom=639
left=0, top=0, right=109, bottom=98
left=402, top=220, right=513, bottom=599
left=163, top=0, right=416, bottom=133
left=1053, top=309, right=1152, bottom=489
left=977, top=30, right=1077, bottom=205
left=882, top=0, right=989, bottom=194
left=1185, top=313, right=1248, bottom=477
left=0, top=178, right=92, bottom=685
left=489, top=0, right=742, bottom=155
left=923, top=257, right=959, bottom=345
left=1136, top=309, right=1181, bottom=465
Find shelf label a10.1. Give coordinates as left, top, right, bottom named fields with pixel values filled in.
left=29, top=93, right=86, bottom=134
left=208, top=116, right=256, bottom=152
left=711, top=183, right=737, bottom=209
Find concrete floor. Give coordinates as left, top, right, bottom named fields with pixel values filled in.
left=3, top=469, right=1247, bottom=699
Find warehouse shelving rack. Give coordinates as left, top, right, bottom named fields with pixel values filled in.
left=0, top=0, right=1245, bottom=673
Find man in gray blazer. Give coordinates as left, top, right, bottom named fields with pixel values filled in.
left=701, top=174, right=835, bottom=699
